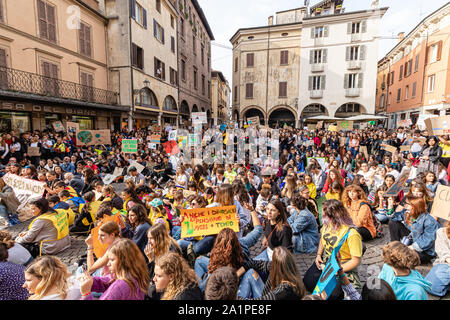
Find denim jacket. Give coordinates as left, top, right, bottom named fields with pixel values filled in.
left=411, top=213, right=440, bottom=257
left=287, top=208, right=319, bottom=254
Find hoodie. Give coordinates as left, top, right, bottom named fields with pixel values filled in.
left=378, top=264, right=431, bottom=300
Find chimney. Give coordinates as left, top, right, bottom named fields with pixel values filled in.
left=268, top=16, right=274, bottom=26
left=398, top=32, right=405, bottom=43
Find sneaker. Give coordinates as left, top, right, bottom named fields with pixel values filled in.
left=186, top=243, right=196, bottom=268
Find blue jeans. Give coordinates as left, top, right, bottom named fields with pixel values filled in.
left=0, top=204, right=8, bottom=221
left=425, top=264, right=450, bottom=297
left=172, top=226, right=181, bottom=240
left=0, top=204, right=19, bottom=226
left=254, top=248, right=270, bottom=261
left=239, top=225, right=263, bottom=249
left=238, top=268, right=265, bottom=299
left=375, top=213, right=389, bottom=223
left=178, top=235, right=216, bottom=256
left=194, top=256, right=210, bottom=292
left=350, top=147, right=359, bottom=158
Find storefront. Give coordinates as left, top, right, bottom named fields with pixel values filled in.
left=0, top=110, right=31, bottom=133
left=71, top=115, right=94, bottom=130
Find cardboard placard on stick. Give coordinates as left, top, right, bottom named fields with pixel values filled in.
left=316, top=121, right=324, bottom=129
left=27, top=146, right=41, bottom=157
left=425, top=116, right=450, bottom=136
left=180, top=205, right=239, bottom=238
left=381, top=144, right=398, bottom=154
left=76, top=130, right=111, bottom=146
left=122, top=139, right=138, bottom=154
left=66, top=121, right=79, bottom=133
left=400, top=145, right=411, bottom=152
left=337, top=121, right=354, bottom=131
left=384, top=173, right=409, bottom=197
left=430, top=185, right=450, bottom=221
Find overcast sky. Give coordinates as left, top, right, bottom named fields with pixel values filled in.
left=197, top=0, right=449, bottom=86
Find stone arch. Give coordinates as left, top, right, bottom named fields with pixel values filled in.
left=242, top=106, right=266, bottom=125
left=268, top=105, right=298, bottom=128
left=334, top=102, right=367, bottom=118
left=162, top=95, right=177, bottom=112
left=300, top=104, right=329, bottom=119
left=180, top=100, right=190, bottom=115
left=192, top=104, right=199, bottom=112
left=135, top=87, right=158, bottom=108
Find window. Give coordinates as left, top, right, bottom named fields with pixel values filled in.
left=234, top=86, right=238, bottom=102
left=131, top=43, right=144, bottom=70
left=134, top=2, right=147, bottom=27
left=208, top=81, right=211, bottom=98
left=201, top=46, right=204, bottom=65
left=169, top=67, right=177, bottom=85
left=405, top=85, right=409, bottom=100
left=181, top=59, right=186, bottom=81
left=412, top=82, right=417, bottom=98
left=279, top=82, right=287, bottom=97
left=280, top=51, right=288, bottom=65
left=193, top=35, right=196, bottom=55
left=390, top=71, right=395, bottom=85
left=156, top=0, right=161, bottom=13
left=388, top=92, right=391, bottom=105
left=348, top=21, right=366, bottom=34
left=414, top=54, right=420, bottom=72
left=0, top=0, right=4, bottom=23
left=40, top=60, right=59, bottom=95
left=79, top=22, right=92, bottom=57
left=429, top=42, right=441, bottom=64
left=234, top=57, right=238, bottom=72
left=171, top=15, right=175, bottom=28
left=309, top=75, right=325, bottom=90
left=0, top=47, right=8, bottom=88
left=193, top=68, right=197, bottom=89
left=80, top=71, right=94, bottom=101
left=153, top=19, right=164, bottom=43
left=314, top=26, right=324, bottom=38
left=154, top=57, right=165, bottom=80
left=245, top=83, right=253, bottom=99
left=428, top=75, right=435, bottom=92
left=397, top=88, right=401, bottom=102
left=37, top=0, right=57, bottom=43
left=351, top=22, right=360, bottom=34
left=171, top=36, right=175, bottom=53
left=350, top=46, right=359, bottom=60
left=202, top=75, right=205, bottom=95
left=246, top=53, right=254, bottom=67
left=399, top=65, right=403, bottom=80
left=312, top=49, right=322, bottom=63
left=344, top=73, right=362, bottom=89
left=407, top=60, right=412, bottom=76
left=180, top=18, right=185, bottom=37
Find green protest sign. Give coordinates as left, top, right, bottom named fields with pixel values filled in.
left=122, top=139, right=138, bottom=153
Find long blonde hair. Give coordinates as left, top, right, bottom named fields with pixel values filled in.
left=148, top=223, right=181, bottom=259
left=25, top=256, right=70, bottom=300
left=108, top=239, right=150, bottom=297
left=155, top=252, right=198, bottom=300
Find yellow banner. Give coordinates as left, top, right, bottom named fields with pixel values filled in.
left=180, top=205, right=239, bottom=238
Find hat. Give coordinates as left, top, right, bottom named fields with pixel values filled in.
left=128, top=166, right=137, bottom=172
left=150, top=198, right=163, bottom=208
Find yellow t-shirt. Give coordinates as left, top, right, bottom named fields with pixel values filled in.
left=320, top=224, right=362, bottom=262
left=440, top=142, right=450, bottom=158
left=325, top=192, right=341, bottom=201
left=306, top=183, right=317, bottom=199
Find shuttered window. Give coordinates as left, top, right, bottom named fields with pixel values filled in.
left=80, top=71, right=94, bottom=101
left=412, top=82, right=417, bottom=97
left=169, top=67, right=177, bottom=85
left=0, top=48, right=8, bottom=89
left=132, top=43, right=144, bottom=70
left=234, top=57, right=238, bottom=72
left=79, top=22, right=92, bottom=57
left=279, top=81, right=287, bottom=97
left=247, top=53, right=254, bottom=67
left=280, top=51, right=288, bottom=65
left=245, top=83, right=253, bottom=99
left=154, top=19, right=164, bottom=43
left=171, top=36, right=175, bottom=53
left=37, top=0, right=56, bottom=43
left=414, top=55, right=420, bottom=72
left=154, top=57, right=165, bottom=80
left=41, top=60, right=59, bottom=95
left=0, top=0, right=4, bottom=23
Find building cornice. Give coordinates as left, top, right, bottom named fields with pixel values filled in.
left=230, top=22, right=303, bottom=44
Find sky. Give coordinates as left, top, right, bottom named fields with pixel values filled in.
left=197, top=0, right=449, bottom=86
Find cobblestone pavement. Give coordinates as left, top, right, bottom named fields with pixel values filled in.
left=6, top=213, right=448, bottom=300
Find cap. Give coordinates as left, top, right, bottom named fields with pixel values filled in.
left=150, top=198, right=163, bottom=208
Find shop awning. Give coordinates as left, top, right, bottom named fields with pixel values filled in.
left=305, top=115, right=341, bottom=121
left=345, top=114, right=388, bottom=121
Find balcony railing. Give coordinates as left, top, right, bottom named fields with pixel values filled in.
left=347, top=60, right=362, bottom=70
left=310, top=90, right=323, bottom=99
left=351, top=33, right=362, bottom=42
left=345, top=88, right=361, bottom=97
left=0, top=66, right=118, bottom=105
left=311, top=63, right=325, bottom=73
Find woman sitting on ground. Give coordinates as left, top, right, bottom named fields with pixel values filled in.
left=0, top=230, right=33, bottom=266
left=121, top=204, right=151, bottom=255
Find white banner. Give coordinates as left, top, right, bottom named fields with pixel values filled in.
left=2, top=173, right=46, bottom=211
left=192, top=112, right=207, bottom=124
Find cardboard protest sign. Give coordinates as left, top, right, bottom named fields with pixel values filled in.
left=183, top=190, right=197, bottom=198
left=27, top=146, right=41, bottom=157
left=417, top=114, right=438, bottom=130
left=3, top=173, right=46, bottom=220
left=178, top=135, right=188, bottom=148
left=381, top=144, right=398, bottom=154
left=151, top=135, right=161, bottom=144
left=163, top=140, right=179, bottom=156
left=168, top=130, right=177, bottom=141
left=327, top=124, right=338, bottom=132
left=397, top=119, right=412, bottom=127
left=76, top=130, right=111, bottom=146
left=305, top=140, right=315, bottom=147
left=425, top=116, right=450, bottom=136
left=66, top=121, right=79, bottom=133
left=113, top=167, right=123, bottom=177
left=307, top=157, right=327, bottom=171
left=307, top=124, right=315, bottom=131
left=148, top=143, right=157, bottom=150
left=359, top=122, right=368, bottom=130
left=384, top=173, right=409, bottom=197
left=180, top=205, right=239, bottom=238
left=121, top=139, right=138, bottom=153
left=102, top=174, right=116, bottom=185
left=430, top=185, right=450, bottom=221
left=130, top=161, right=145, bottom=174
left=52, top=121, right=65, bottom=132
left=247, top=116, right=260, bottom=126
left=316, top=121, right=324, bottom=129
left=192, top=112, right=207, bottom=124
left=337, top=121, right=354, bottom=131
left=400, top=145, right=411, bottom=152
left=152, top=124, right=161, bottom=132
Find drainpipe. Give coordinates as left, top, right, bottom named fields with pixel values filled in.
left=128, top=1, right=135, bottom=132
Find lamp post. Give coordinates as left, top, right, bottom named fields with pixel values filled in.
left=130, top=79, right=150, bottom=131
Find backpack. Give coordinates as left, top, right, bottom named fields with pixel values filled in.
left=360, top=202, right=383, bottom=238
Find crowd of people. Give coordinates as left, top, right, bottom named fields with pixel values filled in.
left=0, top=122, right=449, bottom=301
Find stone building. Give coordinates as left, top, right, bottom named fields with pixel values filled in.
left=211, top=70, right=229, bottom=125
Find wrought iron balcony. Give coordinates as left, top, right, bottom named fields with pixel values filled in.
left=0, top=66, right=118, bottom=105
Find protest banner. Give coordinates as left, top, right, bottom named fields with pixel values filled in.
left=307, top=157, right=327, bottom=171
left=151, top=124, right=161, bottom=132
left=430, top=185, right=450, bottom=221
left=337, top=121, right=354, bottom=131
left=113, top=167, right=123, bottom=177
left=76, top=130, right=111, bottom=146
left=3, top=173, right=46, bottom=221
left=400, top=145, right=411, bottom=152
left=168, top=130, right=178, bottom=141
left=307, top=124, right=315, bottom=131
left=151, top=135, right=161, bottom=144
left=359, top=122, right=368, bottom=130
left=178, top=135, right=188, bottom=148
left=313, top=230, right=350, bottom=299
left=305, top=140, right=315, bottom=147
left=121, top=139, right=138, bottom=154
left=192, top=112, right=207, bottom=124
left=381, top=144, right=398, bottom=154
left=183, top=190, right=197, bottom=198
left=52, top=121, right=65, bottom=132
left=148, top=143, right=157, bottom=150
left=247, top=116, right=260, bottom=126
left=417, top=114, right=438, bottom=130
left=327, top=124, right=338, bottom=132
left=397, top=119, right=412, bottom=127
left=425, top=116, right=450, bottom=136
left=316, top=121, right=324, bottom=129
left=163, top=140, right=179, bottom=156
left=66, top=121, right=79, bottom=133
left=384, top=173, right=409, bottom=197
left=130, top=161, right=145, bottom=174
left=27, top=146, right=41, bottom=157
left=102, top=174, right=116, bottom=185
left=180, top=205, right=239, bottom=238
